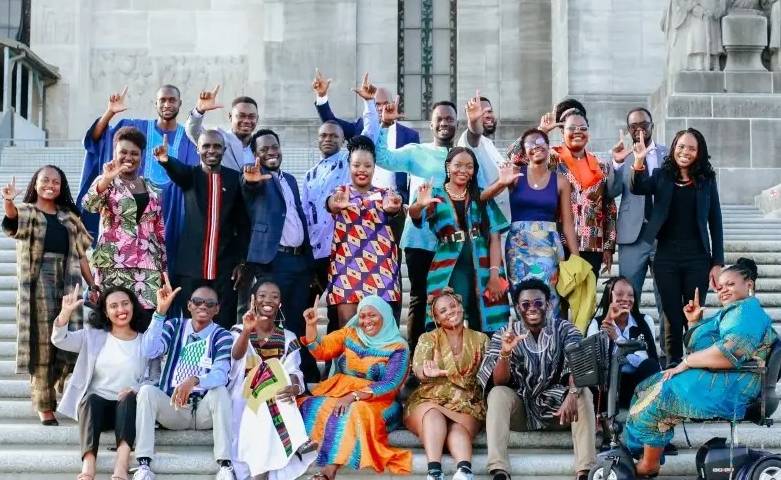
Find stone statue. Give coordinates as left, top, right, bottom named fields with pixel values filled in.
left=661, top=0, right=729, bottom=72
left=768, top=0, right=781, bottom=69
left=729, top=0, right=761, bottom=9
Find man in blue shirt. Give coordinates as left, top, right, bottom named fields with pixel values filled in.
left=133, top=280, right=235, bottom=480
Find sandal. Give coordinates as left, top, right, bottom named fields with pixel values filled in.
left=76, top=474, right=94, bottom=480
left=310, top=473, right=331, bottom=480
left=490, top=470, right=511, bottom=480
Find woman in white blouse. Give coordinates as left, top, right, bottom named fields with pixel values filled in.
left=52, top=285, right=155, bottom=480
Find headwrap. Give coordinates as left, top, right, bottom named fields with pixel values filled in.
left=345, top=295, right=406, bottom=349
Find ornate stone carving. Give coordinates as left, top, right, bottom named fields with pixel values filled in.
left=661, top=0, right=728, bottom=73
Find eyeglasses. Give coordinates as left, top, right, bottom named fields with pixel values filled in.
left=518, top=299, right=546, bottom=311
left=565, top=126, right=589, bottom=133
left=524, top=138, right=548, bottom=150
left=628, top=122, right=652, bottom=131
left=190, top=297, right=219, bottom=308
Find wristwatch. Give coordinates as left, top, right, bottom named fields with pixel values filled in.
left=568, top=386, right=581, bottom=398
left=351, top=392, right=360, bottom=402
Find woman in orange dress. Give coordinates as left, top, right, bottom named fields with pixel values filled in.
left=299, top=295, right=411, bottom=480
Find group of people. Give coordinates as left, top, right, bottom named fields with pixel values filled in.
left=2, top=70, right=778, bottom=480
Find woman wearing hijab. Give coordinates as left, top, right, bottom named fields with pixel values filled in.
left=299, top=295, right=411, bottom=480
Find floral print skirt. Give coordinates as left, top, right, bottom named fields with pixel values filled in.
left=505, top=220, right=564, bottom=315
left=95, top=266, right=162, bottom=310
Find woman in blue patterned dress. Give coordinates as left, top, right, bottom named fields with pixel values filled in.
left=482, top=128, right=579, bottom=316
left=626, top=258, right=779, bottom=476
left=325, top=135, right=403, bottom=327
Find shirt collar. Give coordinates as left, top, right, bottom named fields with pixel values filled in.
left=185, top=320, right=217, bottom=341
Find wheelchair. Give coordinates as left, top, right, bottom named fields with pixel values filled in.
left=565, top=334, right=781, bottom=480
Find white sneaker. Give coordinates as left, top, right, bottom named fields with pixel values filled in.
left=132, top=465, right=156, bottom=480
left=427, top=472, right=444, bottom=480
left=215, top=464, right=236, bottom=480
left=452, top=467, right=474, bottom=480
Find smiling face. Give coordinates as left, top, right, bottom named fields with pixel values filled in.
left=358, top=305, right=383, bottom=337
left=349, top=150, right=375, bottom=189
left=198, top=131, right=225, bottom=169
left=673, top=132, right=699, bottom=171
left=105, top=291, right=134, bottom=330
left=515, top=289, right=549, bottom=329
left=717, top=270, right=752, bottom=306
left=523, top=132, right=550, bottom=165
left=230, top=102, right=258, bottom=138
left=430, top=105, right=457, bottom=143
left=155, top=86, right=181, bottom=121
left=114, top=139, right=142, bottom=175
left=254, top=282, right=281, bottom=321
left=188, top=287, right=220, bottom=326
left=562, top=114, right=589, bottom=152
left=481, top=100, right=496, bottom=135
left=447, top=151, right=475, bottom=188
left=255, top=134, right=282, bottom=171
left=432, top=294, right=463, bottom=330
left=34, top=167, right=62, bottom=202
left=611, top=279, right=635, bottom=313
left=627, top=110, right=653, bottom=146
left=318, top=123, right=344, bottom=157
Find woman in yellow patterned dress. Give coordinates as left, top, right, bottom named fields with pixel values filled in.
left=404, top=288, right=490, bottom=480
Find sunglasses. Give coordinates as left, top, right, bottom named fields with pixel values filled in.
left=190, top=297, right=219, bottom=308
left=518, top=299, right=546, bottom=311
left=564, top=126, right=589, bottom=133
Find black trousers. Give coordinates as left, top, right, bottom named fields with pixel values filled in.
left=404, top=247, right=435, bottom=354
left=653, top=251, right=710, bottom=365
left=173, top=273, right=238, bottom=330
left=618, top=358, right=661, bottom=408
left=579, top=250, right=604, bottom=279
left=78, top=393, right=136, bottom=458
left=238, top=253, right=320, bottom=383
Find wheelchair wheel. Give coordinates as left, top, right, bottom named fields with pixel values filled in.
left=588, top=464, right=635, bottom=480
left=752, top=456, right=781, bottom=480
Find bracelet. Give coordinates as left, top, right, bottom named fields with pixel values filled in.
left=499, top=350, right=511, bottom=360
left=682, top=357, right=690, bottom=368
left=351, top=392, right=360, bottom=402
left=489, top=266, right=500, bottom=272
left=631, top=164, right=646, bottom=172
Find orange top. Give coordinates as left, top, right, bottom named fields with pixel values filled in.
left=554, top=145, right=604, bottom=189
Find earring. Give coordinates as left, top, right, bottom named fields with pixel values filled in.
left=749, top=287, right=754, bottom=297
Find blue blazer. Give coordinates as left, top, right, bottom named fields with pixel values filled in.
left=242, top=169, right=312, bottom=265
left=315, top=100, right=421, bottom=203
left=630, top=167, right=724, bottom=266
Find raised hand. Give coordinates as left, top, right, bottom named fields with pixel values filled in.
left=56, top=283, right=84, bottom=326
left=303, top=294, right=324, bottom=327
left=415, top=181, right=441, bottom=208
left=353, top=72, right=377, bottom=100
left=242, top=295, right=259, bottom=332
left=329, top=186, right=352, bottom=211
left=1, top=177, right=21, bottom=202
left=153, top=134, right=169, bottom=163
left=381, top=95, right=405, bottom=125
left=102, top=157, right=131, bottom=181
left=382, top=190, right=403, bottom=213
left=500, top=330, right=527, bottom=356
left=632, top=130, right=648, bottom=162
left=312, top=68, right=332, bottom=97
left=107, top=86, right=128, bottom=114
left=196, top=84, right=223, bottom=113
left=155, top=272, right=182, bottom=316
left=243, top=157, right=272, bottom=183
left=465, top=89, right=485, bottom=125
left=538, top=105, right=563, bottom=134
left=612, top=129, right=631, bottom=163
left=498, top=162, right=522, bottom=187
left=683, top=287, right=705, bottom=325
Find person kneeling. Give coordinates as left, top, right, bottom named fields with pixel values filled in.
left=53, top=286, right=154, bottom=480
left=228, top=281, right=317, bottom=480
left=478, top=278, right=596, bottom=480
left=132, top=276, right=235, bottom=480
left=404, top=288, right=489, bottom=480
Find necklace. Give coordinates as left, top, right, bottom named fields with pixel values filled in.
left=445, top=183, right=467, bottom=200
left=675, top=179, right=693, bottom=187
left=120, top=176, right=139, bottom=191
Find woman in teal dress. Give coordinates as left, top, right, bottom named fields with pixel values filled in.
left=626, top=258, right=779, bottom=477
left=408, top=147, right=510, bottom=334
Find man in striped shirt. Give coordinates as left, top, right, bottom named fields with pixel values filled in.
left=133, top=281, right=236, bottom=480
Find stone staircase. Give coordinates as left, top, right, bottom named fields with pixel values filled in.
left=1, top=143, right=781, bottom=478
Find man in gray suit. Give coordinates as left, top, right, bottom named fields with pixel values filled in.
left=607, top=108, right=666, bottom=353
left=185, top=84, right=259, bottom=172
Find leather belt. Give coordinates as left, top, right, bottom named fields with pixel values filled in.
left=441, top=227, right=481, bottom=244
left=278, top=245, right=304, bottom=255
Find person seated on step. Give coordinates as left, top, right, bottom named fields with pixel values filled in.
left=586, top=276, right=660, bottom=409
left=625, top=258, right=778, bottom=477
left=227, top=281, right=317, bottom=480
left=53, top=285, right=157, bottom=480
left=477, top=278, right=596, bottom=480
left=132, top=277, right=235, bottom=480
left=298, top=295, right=412, bottom=480
left=404, top=288, right=489, bottom=480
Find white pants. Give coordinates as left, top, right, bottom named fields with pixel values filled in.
left=135, top=384, right=232, bottom=461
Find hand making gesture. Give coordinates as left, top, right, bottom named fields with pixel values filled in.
left=196, top=84, right=223, bottom=113
left=102, top=156, right=132, bottom=182
left=415, top=180, right=441, bottom=208
left=381, top=190, right=403, bottom=214
left=353, top=72, right=377, bottom=100
left=611, top=129, right=632, bottom=163
left=243, top=157, right=272, bottom=183
left=56, top=284, right=84, bottom=327
left=498, top=162, right=522, bottom=187
left=422, top=349, right=449, bottom=378
left=538, top=104, right=563, bottom=134
left=465, top=89, right=485, bottom=126
left=155, top=272, right=181, bottom=316
left=381, top=95, right=405, bottom=125
left=500, top=326, right=527, bottom=357
left=106, top=86, right=129, bottom=115
left=241, top=295, right=259, bottom=333
left=683, top=287, right=705, bottom=326
left=153, top=134, right=169, bottom=163
left=312, top=68, right=332, bottom=98
left=632, top=130, right=648, bottom=163
left=1, top=176, right=21, bottom=202
left=328, top=186, right=352, bottom=212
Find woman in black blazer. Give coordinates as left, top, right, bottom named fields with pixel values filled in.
left=629, top=127, right=723, bottom=366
